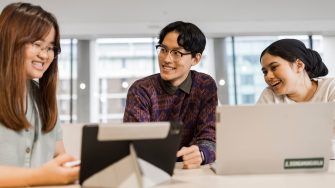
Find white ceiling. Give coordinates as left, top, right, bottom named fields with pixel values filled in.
left=1, top=0, right=335, bottom=38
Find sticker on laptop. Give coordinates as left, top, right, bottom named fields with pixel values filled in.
left=284, top=157, right=324, bottom=169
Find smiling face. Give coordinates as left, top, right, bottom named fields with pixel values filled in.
left=261, top=52, right=304, bottom=95
left=25, top=27, right=55, bottom=80
left=158, top=31, right=201, bottom=87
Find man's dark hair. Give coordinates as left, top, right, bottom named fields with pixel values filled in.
left=158, top=21, right=206, bottom=57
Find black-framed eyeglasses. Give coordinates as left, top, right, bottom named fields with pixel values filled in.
left=155, top=45, right=191, bottom=61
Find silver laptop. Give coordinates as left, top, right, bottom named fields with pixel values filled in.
left=213, top=103, right=335, bottom=174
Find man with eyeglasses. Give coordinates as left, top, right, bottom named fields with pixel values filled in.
left=123, top=21, right=217, bottom=169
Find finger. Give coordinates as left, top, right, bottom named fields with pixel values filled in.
left=182, top=149, right=201, bottom=161
left=183, top=162, right=201, bottom=169
left=54, top=154, right=76, bottom=165
left=183, top=155, right=202, bottom=166
left=62, top=165, right=80, bottom=184
left=67, top=166, right=80, bottom=178
left=176, top=146, right=189, bottom=157
left=177, top=145, right=199, bottom=157
left=180, top=145, right=199, bottom=159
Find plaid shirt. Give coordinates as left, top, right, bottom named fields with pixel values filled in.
left=123, top=70, right=217, bottom=164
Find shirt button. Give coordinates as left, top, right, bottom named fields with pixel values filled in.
left=26, top=147, right=31, bottom=153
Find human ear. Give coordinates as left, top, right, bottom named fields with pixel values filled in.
left=295, top=59, right=305, bottom=73
left=191, top=53, right=202, bottom=66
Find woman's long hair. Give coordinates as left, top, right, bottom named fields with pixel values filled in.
left=0, top=2, right=61, bottom=132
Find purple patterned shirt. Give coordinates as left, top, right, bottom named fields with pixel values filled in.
left=123, top=71, right=217, bottom=164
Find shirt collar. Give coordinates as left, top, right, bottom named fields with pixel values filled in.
left=160, top=72, right=192, bottom=95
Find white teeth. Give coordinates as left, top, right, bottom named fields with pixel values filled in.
left=32, top=62, right=43, bottom=69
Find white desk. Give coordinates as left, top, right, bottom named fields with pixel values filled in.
left=35, top=160, right=335, bottom=188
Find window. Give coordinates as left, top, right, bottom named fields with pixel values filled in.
left=96, top=38, right=156, bottom=122
left=57, top=39, right=77, bottom=123
left=240, top=74, right=254, bottom=86
left=225, top=36, right=314, bottom=104
left=241, top=94, right=255, bottom=104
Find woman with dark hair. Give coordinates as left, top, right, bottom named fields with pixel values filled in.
left=257, top=38, right=335, bottom=103
left=0, top=2, right=78, bottom=186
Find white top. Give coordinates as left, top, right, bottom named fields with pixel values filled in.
left=257, top=77, right=335, bottom=104
left=0, top=90, right=62, bottom=168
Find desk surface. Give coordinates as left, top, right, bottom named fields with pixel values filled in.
left=35, top=161, right=335, bottom=188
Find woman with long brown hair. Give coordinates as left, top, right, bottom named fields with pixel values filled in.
left=0, top=2, right=79, bottom=186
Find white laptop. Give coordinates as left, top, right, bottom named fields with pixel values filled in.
left=213, top=103, right=335, bottom=175
left=62, top=123, right=84, bottom=159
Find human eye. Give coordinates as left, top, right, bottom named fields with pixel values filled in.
left=262, top=69, right=268, bottom=76
left=171, top=50, right=182, bottom=58
left=32, top=41, right=42, bottom=48
left=46, top=46, right=55, bottom=52
left=270, top=65, right=278, bottom=72
left=159, top=47, right=168, bottom=54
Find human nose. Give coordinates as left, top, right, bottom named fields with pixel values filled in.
left=37, top=48, right=49, bottom=59
left=163, top=50, right=173, bottom=62
left=264, top=71, right=274, bottom=81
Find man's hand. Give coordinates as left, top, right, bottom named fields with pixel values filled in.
left=176, top=145, right=203, bottom=169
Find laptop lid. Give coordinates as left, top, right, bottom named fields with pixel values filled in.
left=214, top=103, right=335, bottom=174
left=79, top=121, right=182, bottom=187
left=62, top=123, right=84, bottom=159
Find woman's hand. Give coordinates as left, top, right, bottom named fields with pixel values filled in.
left=30, top=154, right=80, bottom=186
